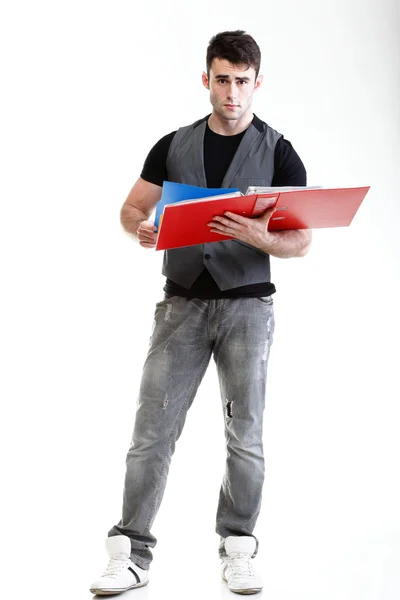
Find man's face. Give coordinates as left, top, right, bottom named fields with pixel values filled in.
left=202, top=58, right=262, bottom=122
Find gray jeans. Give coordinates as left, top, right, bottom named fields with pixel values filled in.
left=108, top=294, right=275, bottom=569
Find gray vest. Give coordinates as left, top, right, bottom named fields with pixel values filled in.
left=162, top=115, right=282, bottom=290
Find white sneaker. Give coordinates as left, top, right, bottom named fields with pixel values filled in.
left=90, top=535, right=149, bottom=595
left=221, top=536, right=263, bottom=595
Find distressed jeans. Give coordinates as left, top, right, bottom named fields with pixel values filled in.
left=108, top=294, right=275, bottom=569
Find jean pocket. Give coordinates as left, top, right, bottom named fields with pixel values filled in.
left=255, top=296, right=273, bottom=305
left=155, top=293, right=178, bottom=306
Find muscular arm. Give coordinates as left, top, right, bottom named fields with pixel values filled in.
left=120, top=177, right=162, bottom=237
left=120, top=132, right=175, bottom=240
left=257, top=227, right=312, bottom=258
left=268, top=137, right=312, bottom=257
left=211, top=207, right=312, bottom=258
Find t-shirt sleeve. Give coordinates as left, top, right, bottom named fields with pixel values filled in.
left=140, top=131, right=177, bottom=187
left=272, top=137, right=307, bottom=186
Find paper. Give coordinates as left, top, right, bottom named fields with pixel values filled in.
left=154, top=181, right=240, bottom=229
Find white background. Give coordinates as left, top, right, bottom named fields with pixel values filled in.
left=1, top=1, right=399, bottom=599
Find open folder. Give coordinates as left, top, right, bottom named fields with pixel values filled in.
left=154, top=181, right=240, bottom=229
left=155, top=183, right=370, bottom=251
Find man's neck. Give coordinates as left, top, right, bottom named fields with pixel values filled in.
left=208, top=111, right=254, bottom=136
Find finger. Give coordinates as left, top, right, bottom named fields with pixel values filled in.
left=209, top=216, right=242, bottom=231
left=138, top=226, right=157, bottom=234
left=209, top=226, right=234, bottom=237
left=138, top=231, right=157, bottom=240
left=208, top=222, right=228, bottom=233
left=222, top=211, right=249, bottom=225
left=257, top=207, right=277, bottom=220
left=138, top=220, right=156, bottom=229
left=223, top=208, right=276, bottom=223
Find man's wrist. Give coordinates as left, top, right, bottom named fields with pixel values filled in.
left=257, top=229, right=312, bottom=258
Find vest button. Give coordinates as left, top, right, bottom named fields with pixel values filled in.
left=204, top=254, right=211, bottom=259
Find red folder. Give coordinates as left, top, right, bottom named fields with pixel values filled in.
left=155, top=186, right=370, bottom=251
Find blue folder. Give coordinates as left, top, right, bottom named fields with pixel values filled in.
left=154, top=181, right=240, bottom=229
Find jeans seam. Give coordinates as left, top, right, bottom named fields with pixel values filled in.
left=144, top=349, right=211, bottom=533
left=216, top=407, right=230, bottom=531
left=216, top=478, right=229, bottom=530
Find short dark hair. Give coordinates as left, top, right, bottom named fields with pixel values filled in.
left=206, top=30, right=261, bottom=79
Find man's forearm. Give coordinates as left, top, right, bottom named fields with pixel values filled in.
left=257, top=229, right=312, bottom=258
left=120, top=204, right=148, bottom=236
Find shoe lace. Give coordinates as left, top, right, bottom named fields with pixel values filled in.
left=227, top=553, right=255, bottom=577
left=102, top=553, right=131, bottom=578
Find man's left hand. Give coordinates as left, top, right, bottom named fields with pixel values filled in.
left=208, top=208, right=277, bottom=249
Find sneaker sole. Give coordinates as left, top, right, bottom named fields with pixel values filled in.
left=90, top=580, right=149, bottom=595
left=222, top=574, right=262, bottom=595
left=229, top=589, right=262, bottom=595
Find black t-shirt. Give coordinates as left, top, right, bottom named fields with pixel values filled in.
left=140, top=114, right=307, bottom=298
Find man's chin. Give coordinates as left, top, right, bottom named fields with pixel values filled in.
left=219, top=108, right=243, bottom=120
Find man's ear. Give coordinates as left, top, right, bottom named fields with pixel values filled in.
left=202, top=71, right=210, bottom=90
left=255, top=74, right=264, bottom=90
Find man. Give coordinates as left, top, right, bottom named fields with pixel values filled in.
left=90, top=30, right=312, bottom=596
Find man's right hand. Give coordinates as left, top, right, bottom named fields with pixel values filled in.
left=137, top=220, right=158, bottom=249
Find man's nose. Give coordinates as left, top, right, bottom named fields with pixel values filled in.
left=227, top=83, right=238, bottom=100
